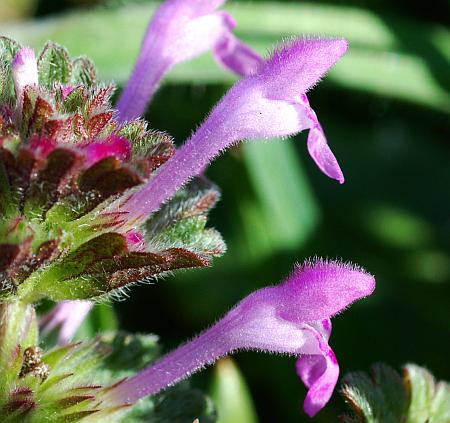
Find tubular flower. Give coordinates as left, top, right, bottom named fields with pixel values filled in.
left=101, top=259, right=375, bottom=417
left=1, top=12, right=347, bottom=301
left=218, top=43, right=346, bottom=185
left=117, top=0, right=249, bottom=121
left=111, top=38, right=347, bottom=226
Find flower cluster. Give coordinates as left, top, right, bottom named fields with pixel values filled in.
left=0, top=39, right=224, bottom=304
left=0, top=0, right=375, bottom=421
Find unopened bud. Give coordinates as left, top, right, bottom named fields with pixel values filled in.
left=12, top=47, right=38, bottom=97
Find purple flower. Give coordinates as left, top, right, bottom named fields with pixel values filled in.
left=101, top=259, right=375, bottom=416
left=111, top=38, right=347, bottom=225
left=39, top=301, right=93, bottom=345
left=216, top=37, right=346, bottom=185
left=117, top=0, right=248, bottom=121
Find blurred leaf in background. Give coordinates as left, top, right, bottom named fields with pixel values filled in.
left=242, top=140, right=319, bottom=259
left=0, top=0, right=36, bottom=21
left=211, top=358, right=259, bottom=423
left=76, top=303, right=118, bottom=340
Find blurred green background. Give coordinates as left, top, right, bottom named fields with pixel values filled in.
left=2, top=0, right=449, bottom=421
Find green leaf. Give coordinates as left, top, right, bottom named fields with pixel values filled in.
left=0, top=36, right=20, bottom=103
left=42, top=343, right=81, bottom=370
left=340, top=363, right=450, bottom=423
left=118, top=121, right=174, bottom=160
left=22, top=233, right=129, bottom=300
left=38, top=42, right=72, bottom=87
left=146, top=387, right=217, bottom=423
left=97, top=331, right=160, bottom=379
left=341, top=370, right=386, bottom=423
left=71, top=56, right=97, bottom=86
left=371, top=363, right=409, bottom=418
left=243, top=140, right=319, bottom=257
left=405, top=363, right=450, bottom=423
left=145, top=178, right=226, bottom=258
left=211, top=358, right=258, bottom=423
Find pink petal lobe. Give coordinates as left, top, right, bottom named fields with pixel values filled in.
left=307, top=123, right=344, bottom=184
left=296, top=331, right=339, bottom=417
left=299, top=94, right=344, bottom=184
left=84, top=135, right=132, bottom=167
left=280, top=259, right=375, bottom=322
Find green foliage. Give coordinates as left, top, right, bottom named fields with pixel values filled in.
left=146, top=178, right=226, bottom=258
left=71, top=56, right=97, bottom=86
left=0, top=302, right=111, bottom=422
left=341, top=363, right=450, bottom=423
left=211, top=358, right=258, bottom=423
left=0, top=36, right=19, bottom=102
left=118, top=121, right=174, bottom=161
left=98, top=331, right=160, bottom=376
left=143, top=388, right=217, bottom=423
left=405, top=364, right=450, bottom=423
left=0, top=320, right=217, bottom=423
